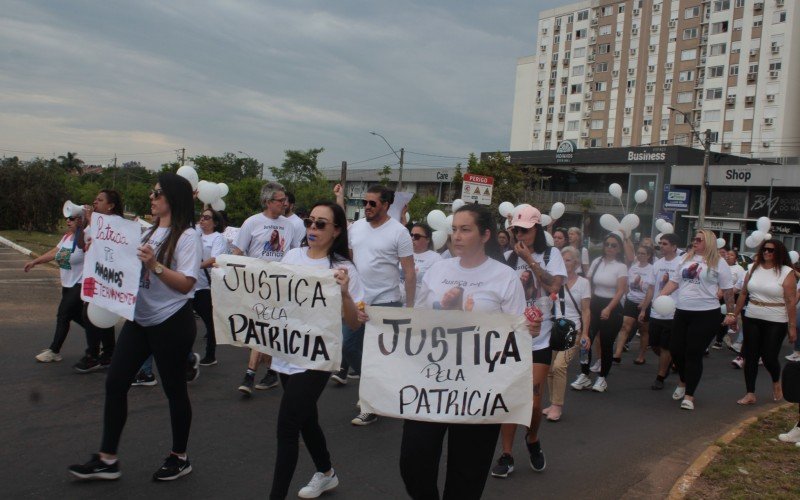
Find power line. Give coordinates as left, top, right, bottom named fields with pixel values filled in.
left=405, top=151, right=470, bottom=160
left=0, top=147, right=180, bottom=158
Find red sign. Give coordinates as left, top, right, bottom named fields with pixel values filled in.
left=463, top=173, right=494, bottom=185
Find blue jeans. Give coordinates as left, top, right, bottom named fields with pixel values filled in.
left=343, top=301, right=402, bottom=375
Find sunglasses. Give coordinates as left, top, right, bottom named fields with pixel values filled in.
left=66, top=216, right=78, bottom=221
left=200, top=214, right=213, bottom=221
left=693, top=237, right=704, bottom=243
left=411, top=233, right=428, bottom=240
left=604, top=242, right=618, bottom=248
left=361, top=199, right=379, bottom=208
left=150, top=188, right=164, bottom=199
left=269, top=197, right=287, bottom=204
left=762, top=247, right=776, bottom=254
left=303, top=218, right=333, bottom=230
left=511, top=226, right=531, bottom=234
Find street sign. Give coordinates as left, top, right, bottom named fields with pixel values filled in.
left=663, top=188, right=691, bottom=211
left=461, top=173, right=494, bottom=205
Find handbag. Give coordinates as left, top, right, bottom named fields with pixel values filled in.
left=549, top=283, right=580, bottom=351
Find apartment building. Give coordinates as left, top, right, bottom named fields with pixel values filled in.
left=510, top=0, right=799, bottom=160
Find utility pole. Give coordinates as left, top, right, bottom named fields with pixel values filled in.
left=398, top=148, right=404, bottom=192
left=698, top=128, right=711, bottom=228
left=340, top=160, right=347, bottom=186
left=180, top=148, right=186, bottom=166
left=112, top=155, right=117, bottom=188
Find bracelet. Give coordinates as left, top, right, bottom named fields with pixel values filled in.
left=726, top=312, right=736, bottom=317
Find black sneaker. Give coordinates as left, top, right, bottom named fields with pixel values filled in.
left=330, top=367, right=348, bottom=385
left=351, top=412, right=378, bottom=426
left=99, top=353, right=112, bottom=368
left=73, top=355, right=103, bottom=374
left=491, top=453, right=515, bottom=478
left=199, top=357, right=217, bottom=366
left=68, top=454, right=121, bottom=481
left=347, top=370, right=360, bottom=380
left=238, top=373, right=255, bottom=396
left=132, top=371, right=157, bottom=387
left=651, top=378, right=665, bottom=390
left=186, top=353, right=200, bottom=383
left=527, top=440, right=546, bottom=472
left=152, top=454, right=192, bottom=481
left=255, top=370, right=279, bottom=390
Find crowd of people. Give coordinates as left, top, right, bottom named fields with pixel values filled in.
left=22, top=178, right=800, bottom=498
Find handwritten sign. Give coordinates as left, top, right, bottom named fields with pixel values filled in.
left=211, top=254, right=343, bottom=372
left=359, top=307, right=533, bottom=425
left=81, top=213, right=143, bottom=320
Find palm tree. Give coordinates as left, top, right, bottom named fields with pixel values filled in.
left=58, top=152, right=84, bottom=175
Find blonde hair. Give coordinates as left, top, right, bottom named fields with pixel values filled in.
left=682, top=229, right=720, bottom=268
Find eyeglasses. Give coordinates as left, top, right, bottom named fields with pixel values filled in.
left=762, top=247, right=776, bottom=254
left=693, top=237, right=704, bottom=243
left=411, top=234, right=428, bottom=240
left=150, top=188, right=164, bottom=199
left=269, top=197, right=287, bottom=204
left=66, top=217, right=78, bottom=221
left=604, top=242, right=618, bottom=248
left=361, top=200, right=379, bottom=208
left=511, top=226, right=531, bottom=234
left=303, top=218, right=333, bottom=230
left=200, top=214, right=213, bottom=221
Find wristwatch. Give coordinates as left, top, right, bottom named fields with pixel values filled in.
left=153, top=263, right=164, bottom=276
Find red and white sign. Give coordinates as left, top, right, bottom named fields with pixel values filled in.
left=461, top=173, right=494, bottom=205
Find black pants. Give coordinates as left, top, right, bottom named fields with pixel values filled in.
left=100, top=301, right=196, bottom=455
left=670, top=308, right=719, bottom=397
left=83, top=303, right=115, bottom=360
left=192, top=289, right=216, bottom=360
left=269, top=370, right=332, bottom=500
left=582, top=296, right=623, bottom=377
left=742, top=316, right=787, bottom=393
left=49, top=284, right=85, bottom=353
left=399, top=420, right=500, bottom=500
left=342, top=301, right=401, bottom=375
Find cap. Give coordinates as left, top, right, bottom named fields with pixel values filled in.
left=511, top=204, right=541, bottom=229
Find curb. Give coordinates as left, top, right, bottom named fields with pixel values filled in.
left=667, top=402, right=792, bottom=499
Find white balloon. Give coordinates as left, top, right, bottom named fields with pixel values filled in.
left=634, top=189, right=648, bottom=204
left=652, top=296, right=677, bottom=317
left=789, top=250, right=799, bottom=264
left=621, top=213, right=640, bottom=232
left=176, top=166, right=199, bottom=190
left=427, top=210, right=448, bottom=231
left=550, top=202, right=565, bottom=220
left=540, top=214, right=552, bottom=227
left=445, top=214, right=454, bottom=235
left=655, top=232, right=664, bottom=243
left=599, top=213, right=621, bottom=232
left=764, top=233, right=772, bottom=241
left=662, top=222, right=674, bottom=234
left=451, top=199, right=465, bottom=211
left=716, top=238, right=726, bottom=249
left=218, top=183, right=229, bottom=198
left=544, top=231, right=554, bottom=246
left=745, top=235, right=758, bottom=249
left=87, top=303, right=120, bottom=329
left=198, top=181, right=221, bottom=204
left=431, top=230, right=448, bottom=251
left=498, top=201, right=515, bottom=218
left=504, top=218, right=511, bottom=230
left=751, top=230, right=765, bottom=244
left=756, top=216, right=771, bottom=233
left=655, top=218, right=667, bottom=232
left=608, top=183, right=623, bottom=199
left=211, top=198, right=225, bottom=211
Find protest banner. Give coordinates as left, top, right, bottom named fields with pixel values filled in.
left=360, top=306, right=533, bottom=426
left=81, top=213, right=142, bottom=320
left=211, top=254, right=343, bottom=372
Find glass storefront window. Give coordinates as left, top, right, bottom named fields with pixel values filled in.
left=710, top=190, right=746, bottom=217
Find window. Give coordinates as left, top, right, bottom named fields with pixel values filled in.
left=735, top=0, right=745, bottom=7
left=552, top=52, right=559, bottom=61
left=618, top=5, right=625, bottom=13
left=679, top=70, right=695, bottom=82
left=590, top=138, right=602, bottom=147
left=595, top=81, right=607, bottom=91
left=570, top=83, right=583, bottom=94
left=683, top=27, right=698, bottom=39
left=599, top=43, right=611, bottom=54
left=675, top=113, right=686, bottom=124
left=577, top=10, right=589, bottom=21
left=709, top=132, right=719, bottom=143
left=704, top=110, right=721, bottom=121
left=677, top=92, right=693, bottom=103
left=550, top=70, right=557, bottom=78
left=567, top=14, right=574, bottom=24
left=562, top=86, right=568, bottom=95
left=591, top=119, right=605, bottom=130
left=734, top=18, right=744, bottom=30
left=576, top=28, right=587, bottom=39
left=569, top=102, right=582, bottom=112
left=643, top=118, right=653, bottom=126
left=627, top=79, right=636, bottom=88
left=706, top=88, right=723, bottom=99
left=535, top=107, right=543, bottom=115
left=602, top=6, right=613, bottom=16
left=774, top=11, right=786, bottom=24
left=712, top=0, right=730, bottom=12
left=731, top=41, right=741, bottom=53
left=573, top=47, right=586, bottom=57
left=567, top=33, right=572, bottom=41
left=681, top=49, right=697, bottom=61
left=661, top=118, right=670, bottom=128
left=729, top=64, right=739, bottom=76
left=769, top=62, right=782, bottom=71
left=554, top=35, right=560, bottom=44
left=600, top=25, right=612, bottom=36
left=753, top=16, right=763, bottom=28
left=572, top=65, right=585, bottom=76
left=596, top=62, right=608, bottom=72
left=710, top=43, right=727, bottom=56
left=593, top=100, right=606, bottom=110
left=709, top=66, right=725, bottom=78
left=684, top=6, right=700, bottom=19
left=567, top=120, right=580, bottom=131
left=711, top=21, right=729, bottom=34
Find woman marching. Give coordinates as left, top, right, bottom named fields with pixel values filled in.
left=658, top=229, right=734, bottom=410
left=568, top=227, right=590, bottom=275
left=195, top=207, right=228, bottom=366
left=733, top=239, right=796, bottom=405
left=270, top=201, right=364, bottom=499
left=612, top=245, right=655, bottom=365
left=69, top=173, right=201, bottom=481
left=400, top=203, right=529, bottom=499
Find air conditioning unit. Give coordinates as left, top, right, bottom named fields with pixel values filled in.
left=561, top=76, right=568, bottom=83
left=646, top=83, right=654, bottom=91
left=664, top=82, right=672, bottom=90
left=644, top=125, right=650, bottom=132
left=747, top=73, right=756, bottom=81
left=722, top=142, right=731, bottom=149
left=536, top=97, right=542, bottom=103
left=754, top=2, right=764, bottom=10
left=558, top=112, right=565, bottom=119
left=583, top=140, right=590, bottom=147
left=763, top=141, right=771, bottom=148
left=542, top=28, right=548, bottom=35
left=646, top=105, right=654, bottom=113
left=750, top=48, right=758, bottom=56
left=654, top=3, right=661, bottom=12
left=546, top=113, right=553, bottom=120
left=625, top=107, right=632, bottom=114
left=537, top=80, right=543, bottom=87
left=538, top=62, right=545, bottom=69
left=586, top=71, right=593, bottom=78
left=771, top=42, right=780, bottom=54
left=545, top=130, right=552, bottom=137
left=583, top=111, right=592, bottom=118
left=764, top=118, right=774, bottom=126
left=541, top=45, right=547, bottom=52
left=633, top=8, right=640, bottom=16
left=562, top=58, right=570, bottom=66
left=591, top=18, right=598, bottom=26
left=651, top=25, right=659, bottom=32
left=665, top=62, right=673, bottom=70
left=616, top=31, right=622, bottom=37
left=551, top=60, right=558, bottom=68
left=590, top=36, right=596, bottom=43
left=632, top=28, right=639, bottom=36
left=557, top=131, right=564, bottom=137
left=549, top=78, right=556, bottom=85
left=745, top=96, right=755, bottom=104
left=766, top=94, right=775, bottom=102
left=648, top=65, right=656, bottom=72
left=580, top=130, right=589, bottom=137
left=612, top=69, right=619, bottom=77
left=533, top=132, right=539, bottom=138
left=649, top=45, right=656, bottom=52
left=700, top=57, right=707, bottom=65
left=614, top=50, right=621, bottom=57
left=584, top=91, right=593, bottom=98
left=588, top=54, right=596, bottom=62
left=696, top=99, right=704, bottom=108
left=623, top=127, right=631, bottom=134
left=668, top=20, right=677, bottom=28
left=661, top=125, right=668, bottom=131
left=627, top=88, right=633, bottom=94
left=770, top=70, right=780, bottom=78
left=777, top=0, right=784, bottom=6
left=630, top=48, right=637, bottom=56
left=628, top=68, right=636, bottom=75
left=726, top=96, right=736, bottom=104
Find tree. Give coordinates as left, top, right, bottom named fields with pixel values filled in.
left=58, top=152, right=84, bottom=175
left=224, top=178, right=265, bottom=226
left=408, top=195, right=439, bottom=223
left=466, top=152, right=539, bottom=215
left=378, top=165, right=393, bottom=186
left=268, top=148, right=324, bottom=186
left=192, top=153, right=262, bottom=182
left=0, top=157, right=70, bottom=231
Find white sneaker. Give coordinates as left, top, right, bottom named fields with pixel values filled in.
left=778, top=426, right=800, bottom=443
left=591, top=376, right=608, bottom=393
left=680, top=399, right=694, bottom=410
left=785, top=352, right=800, bottom=362
left=570, top=373, right=593, bottom=390
left=35, top=349, right=62, bottom=363
left=298, top=470, right=338, bottom=498
left=672, top=386, right=686, bottom=400
left=589, top=359, right=601, bottom=373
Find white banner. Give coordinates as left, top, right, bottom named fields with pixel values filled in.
left=211, top=254, right=343, bottom=372
left=360, top=307, right=533, bottom=425
left=80, top=213, right=143, bottom=320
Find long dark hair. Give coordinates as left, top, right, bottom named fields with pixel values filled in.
left=506, top=223, right=550, bottom=270
left=306, top=201, right=352, bottom=267
left=142, top=173, right=195, bottom=267
left=553, top=228, right=569, bottom=249
left=411, top=223, right=434, bottom=251
left=454, top=204, right=504, bottom=263
left=753, top=239, right=791, bottom=275
left=202, top=206, right=227, bottom=233
left=99, top=189, right=124, bottom=217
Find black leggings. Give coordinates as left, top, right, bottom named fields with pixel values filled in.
left=399, top=420, right=500, bottom=500
left=49, top=284, right=85, bottom=353
left=83, top=303, right=115, bottom=359
left=582, top=296, right=623, bottom=377
left=269, top=370, right=332, bottom=500
left=670, top=308, right=719, bottom=397
left=100, top=301, right=196, bottom=455
left=742, top=316, right=787, bottom=393
left=193, top=289, right=216, bottom=360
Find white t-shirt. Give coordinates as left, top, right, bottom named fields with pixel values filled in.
left=588, top=258, right=628, bottom=299
left=571, top=246, right=590, bottom=275
left=348, top=217, right=413, bottom=305
left=627, top=262, right=654, bottom=304
left=400, top=250, right=443, bottom=304
left=271, top=247, right=366, bottom=376
left=650, top=255, right=682, bottom=320
left=728, top=263, right=746, bottom=291
left=234, top=213, right=297, bottom=261
left=54, top=233, right=84, bottom=287
left=745, top=265, right=793, bottom=323
left=555, top=276, right=591, bottom=330
left=671, top=255, right=733, bottom=312
left=286, top=213, right=306, bottom=249
left=196, top=232, right=227, bottom=290
left=503, top=247, right=568, bottom=351
left=416, top=257, right=525, bottom=317
left=136, top=227, right=201, bottom=327
left=440, top=249, right=454, bottom=259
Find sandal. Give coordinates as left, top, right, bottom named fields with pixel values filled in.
left=737, top=396, right=756, bottom=405
left=633, top=359, right=646, bottom=365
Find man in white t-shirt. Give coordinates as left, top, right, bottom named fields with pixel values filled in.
left=284, top=191, right=307, bottom=249
left=232, top=181, right=299, bottom=396
left=339, top=184, right=415, bottom=426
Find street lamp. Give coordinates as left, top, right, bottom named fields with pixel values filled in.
left=369, top=131, right=405, bottom=191
left=667, top=106, right=712, bottom=228
left=768, top=177, right=782, bottom=218
left=238, top=150, right=262, bottom=180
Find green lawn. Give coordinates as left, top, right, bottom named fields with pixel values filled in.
left=0, top=229, right=63, bottom=255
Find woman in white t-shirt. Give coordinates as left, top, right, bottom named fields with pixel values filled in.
left=544, top=246, right=591, bottom=422
left=399, top=223, right=442, bottom=304
left=732, top=240, right=796, bottom=405
left=269, top=201, right=363, bottom=499
left=401, top=204, right=528, bottom=498
left=194, top=207, right=228, bottom=366
left=69, top=173, right=201, bottom=482
left=575, top=233, right=628, bottom=393
left=25, top=212, right=86, bottom=363
left=659, top=229, right=734, bottom=411
left=568, top=227, right=590, bottom=275
left=613, top=245, right=655, bottom=364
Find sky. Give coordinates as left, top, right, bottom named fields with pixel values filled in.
left=0, top=0, right=548, bottom=173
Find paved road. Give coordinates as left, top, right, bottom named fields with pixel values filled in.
left=0, top=244, right=789, bottom=499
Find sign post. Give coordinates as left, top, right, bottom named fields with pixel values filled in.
left=461, top=173, right=494, bottom=205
